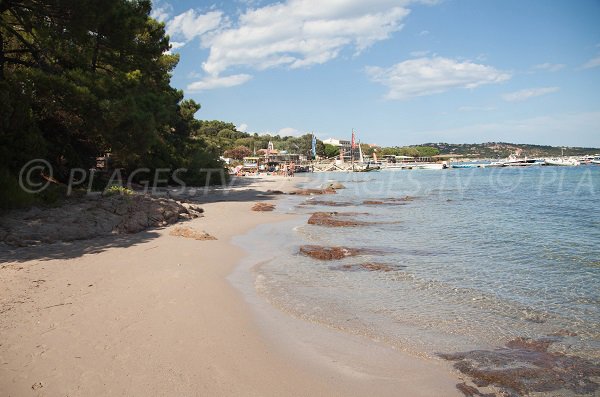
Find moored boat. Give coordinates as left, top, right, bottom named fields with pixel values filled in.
left=451, top=163, right=486, bottom=169
left=544, top=158, right=580, bottom=166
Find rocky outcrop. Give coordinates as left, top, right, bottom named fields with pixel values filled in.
left=439, top=336, right=600, bottom=396
left=0, top=195, right=204, bottom=247
left=251, top=202, right=276, bottom=211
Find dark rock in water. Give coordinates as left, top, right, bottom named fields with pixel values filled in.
left=362, top=196, right=414, bottom=205
left=363, top=200, right=385, bottom=205
left=299, top=245, right=373, bottom=260
left=307, top=212, right=368, bottom=227
left=264, top=190, right=285, bottom=195
left=290, top=188, right=337, bottom=196
left=360, top=262, right=396, bottom=272
left=439, top=336, right=600, bottom=396
left=549, top=329, right=578, bottom=337
left=301, top=200, right=354, bottom=207
left=455, top=382, right=494, bottom=397
left=505, top=336, right=553, bottom=352
left=323, top=182, right=346, bottom=190
left=329, top=262, right=405, bottom=272
left=252, top=202, right=275, bottom=211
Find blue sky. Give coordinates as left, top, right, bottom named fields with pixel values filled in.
left=152, top=0, right=600, bottom=147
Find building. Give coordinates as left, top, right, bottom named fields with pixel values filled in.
left=322, top=138, right=359, bottom=160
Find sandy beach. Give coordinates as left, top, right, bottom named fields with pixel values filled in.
left=0, top=176, right=460, bottom=396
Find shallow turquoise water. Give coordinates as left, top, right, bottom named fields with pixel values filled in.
left=243, top=166, right=600, bottom=359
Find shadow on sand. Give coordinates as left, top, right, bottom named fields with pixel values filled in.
left=167, top=176, right=299, bottom=204
left=0, top=230, right=162, bottom=263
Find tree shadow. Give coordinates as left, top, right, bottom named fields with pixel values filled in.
left=166, top=176, right=299, bottom=203
left=0, top=230, right=161, bottom=263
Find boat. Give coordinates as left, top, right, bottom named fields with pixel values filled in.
left=451, top=163, right=486, bottom=169
left=351, top=131, right=381, bottom=172
left=544, top=158, right=580, bottom=166
left=543, top=148, right=580, bottom=166
left=354, top=163, right=381, bottom=172
left=502, top=158, right=541, bottom=167
left=488, top=154, right=543, bottom=167
left=411, top=162, right=448, bottom=170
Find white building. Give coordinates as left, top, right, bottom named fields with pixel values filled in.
left=323, top=138, right=352, bottom=152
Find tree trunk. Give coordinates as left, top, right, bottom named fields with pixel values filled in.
left=0, top=29, right=5, bottom=79
left=91, top=30, right=101, bottom=72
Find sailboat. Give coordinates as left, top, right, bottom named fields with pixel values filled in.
left=352, top=131, right=380, bottom=172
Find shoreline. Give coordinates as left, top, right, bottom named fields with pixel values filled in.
left=1, top=175, right=460, bottom=396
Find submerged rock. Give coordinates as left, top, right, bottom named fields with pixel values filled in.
left=299, top=245, right=368, bottom=260
left=329, top=262, right=405, bottom=272
left=301, top=200, right=354, bottom=207
left=307, top=212, right=367, bottom=227
left=323, top=182, right=346, bottom=190
left=362, top=200, right=385, bottom=205
left=362, top=196, right=415, bottom=206
left=290, top=188, right=337, bottom=196
left=439, top=336, right=600, bottom=396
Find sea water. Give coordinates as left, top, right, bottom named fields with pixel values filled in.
left=239, top=166, right=600, bottom=361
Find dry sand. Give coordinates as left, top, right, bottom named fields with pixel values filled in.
left=0, top=176, right=461, bottom=396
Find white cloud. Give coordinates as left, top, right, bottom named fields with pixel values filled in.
left=170, top=41, right=186, bottom=50
left=580, top=55, right=600, bottom=69
left=166, top=9, right=223, bottom=43
left=278, top=127, right=303, bottom=137
left=187, top=74, right=252, bottom=91
left=237, top=123, right=248, bottom=132
left=533, top=63, right=565, bottom=72
left=200, top=0, right=412, bottom=76
left=151, top=1, right=172, bottom=22
left=502, top=87, right=559, bottom=102
left=418, top=30, right=429, bottom=36
left=366, top=57, right=511, bottom=100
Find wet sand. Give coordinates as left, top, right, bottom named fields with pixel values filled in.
left=0, top=176, right=460, bottom=396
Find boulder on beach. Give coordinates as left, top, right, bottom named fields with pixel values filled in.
left=169, top=226, right=216, bottom=240
left=251, top=202, right=276, bottom=211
